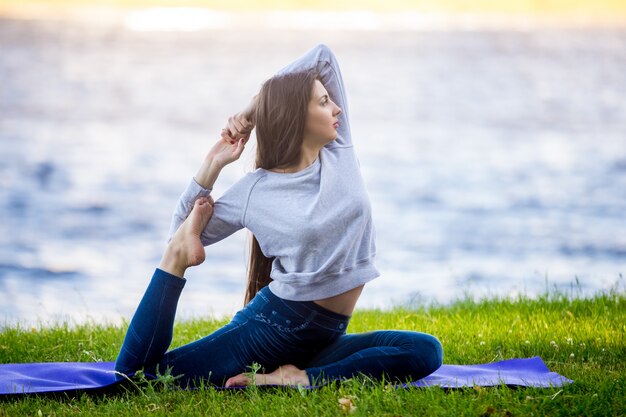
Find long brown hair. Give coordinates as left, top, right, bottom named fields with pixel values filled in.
left=244, top=69, right=319, bottom=305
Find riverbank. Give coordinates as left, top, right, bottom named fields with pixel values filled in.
left=1, top=290, right=624, bottom=415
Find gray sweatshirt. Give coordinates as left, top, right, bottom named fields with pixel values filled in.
left=169, top=44, right=379, bottom=301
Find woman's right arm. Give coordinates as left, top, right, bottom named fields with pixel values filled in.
left=194, top=136, right=246, bottom=189
left=168, top=137, right=248, bottom=245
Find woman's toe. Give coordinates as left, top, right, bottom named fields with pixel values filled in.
left=225, top=373, right=249, bottom=388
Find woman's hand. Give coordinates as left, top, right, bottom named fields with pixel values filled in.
left=207, top=136, right=247, bottom=168
left=194, top=137, right=246, bottom=189
left=221, top=95, right=258, bottom=143
left=194, top=95, right=258, bottom=190
left=221, top=114, right=252, bottom=144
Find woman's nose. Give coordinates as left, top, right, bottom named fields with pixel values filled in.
left=334, top=104, right=342, bottom=115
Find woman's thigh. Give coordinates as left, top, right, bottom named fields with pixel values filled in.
left=150, top=311, right=254, bottom=387
left=150, top=298, right=340, bottom=387
left=304, top=330, right=443, bottom=382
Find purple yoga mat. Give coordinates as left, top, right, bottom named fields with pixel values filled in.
left=0, top=356, right=572, bottom=395
left=406, top=356, right=573, bottom=388
left=0, top=361, right=119, bottom=395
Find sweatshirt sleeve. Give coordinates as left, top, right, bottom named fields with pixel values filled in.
left=276, top=44, right=352, bottom=147
left=168, top=177, right=247, bottom=246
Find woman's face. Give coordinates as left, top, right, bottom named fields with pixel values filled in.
left=303, top=80, right=342, bottom=147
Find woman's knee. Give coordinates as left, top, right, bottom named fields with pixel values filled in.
left=114, top=346, right=142, bottom=377
left=418, top=333, right=444, bottom=372
left=400, top=331, right=443, bottom=373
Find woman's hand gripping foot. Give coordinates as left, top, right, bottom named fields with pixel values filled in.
left=225, top=364, right=310, bottom=388
left=159, top=197, right=214, bottom=278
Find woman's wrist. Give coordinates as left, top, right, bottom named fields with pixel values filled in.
left=244, top=94, right=259, bottom=124
left=194, top=156, right=224, bottom=190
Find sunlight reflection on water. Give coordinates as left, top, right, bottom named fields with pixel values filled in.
left=0, top=15, right=624, bottom=326
left=125, top=8, right=232, bottom=31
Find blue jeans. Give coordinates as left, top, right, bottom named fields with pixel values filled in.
left=115, top=269, right=443, bottom=387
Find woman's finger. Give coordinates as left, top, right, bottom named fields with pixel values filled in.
left=230, top=115, right=246, bottom=134
left=234, top=113, right=254, bottom=134
left=233, top=138, right=245, bottom=158
left=227, top=115, right=245, bottom=135
left=221, top=128, right=235, bottom=144
left=237, top=115, right=253, bottom=133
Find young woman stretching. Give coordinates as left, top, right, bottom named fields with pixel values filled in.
left=114, top=44, right=443, bottom=388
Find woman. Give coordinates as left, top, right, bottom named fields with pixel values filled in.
left=115, top=44, right=443, bottom=388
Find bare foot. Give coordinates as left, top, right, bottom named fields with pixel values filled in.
left=159, top=197, right=213, bottom=277
left=225, top=364, right=310, bottom=388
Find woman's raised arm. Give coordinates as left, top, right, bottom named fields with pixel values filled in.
left=275, top=43, right=352, bottom=147
left=223, top=44, right=352, bottom=147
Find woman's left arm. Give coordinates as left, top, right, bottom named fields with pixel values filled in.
left=222, top=44, right=352, bottom=147
left=276, top=44, right=353, bottom=147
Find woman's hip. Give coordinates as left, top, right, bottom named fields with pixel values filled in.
left=242, top=286, right=351, bottom=337
left=226, top=289, right=352, bottom=370
left=158, top=286, right=353, bottom=383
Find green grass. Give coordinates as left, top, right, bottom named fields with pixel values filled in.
left=1, top=288, right=625, bottom=416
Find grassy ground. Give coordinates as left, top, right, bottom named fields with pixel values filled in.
left=1, top=289, right=624, bottom=416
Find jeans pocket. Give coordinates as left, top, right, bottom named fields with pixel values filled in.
left=252, top=308, right=310, bottom=334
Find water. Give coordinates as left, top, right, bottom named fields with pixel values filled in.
left=1, top=14, right=625, bottom=326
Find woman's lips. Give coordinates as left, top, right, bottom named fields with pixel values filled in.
left=333, top=122, right=339, bottom=128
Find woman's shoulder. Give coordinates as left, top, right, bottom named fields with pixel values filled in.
left=218, top=169, right=267, bottom=201
left=235, top=169, right=268, bottom=189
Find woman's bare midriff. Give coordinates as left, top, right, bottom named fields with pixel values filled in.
left=313, top=285, right=364, bottom=316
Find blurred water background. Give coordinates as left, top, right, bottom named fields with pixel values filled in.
left=1, top=5, right=625, bottom=326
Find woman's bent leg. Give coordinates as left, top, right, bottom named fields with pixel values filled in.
left=115, top=278, right=268, bottom=387
left=114, top=276, right=267, bottom=387
left=304, top=331, right=443, bottom=385
left=115, top=197, right=213, bottom=376
left=117, top=284, right=344, bottom=388
left=149, top=310, right=254, bottom=387
left=114, top=268, right=185, bottom=375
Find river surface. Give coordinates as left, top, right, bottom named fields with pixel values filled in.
left=1, top=13, right=625, bottom=326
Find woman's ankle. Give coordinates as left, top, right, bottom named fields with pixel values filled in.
left=158, top=246, right=187, bottom=278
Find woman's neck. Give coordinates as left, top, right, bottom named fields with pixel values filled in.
left=270, top=143, right=322, bottom=174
